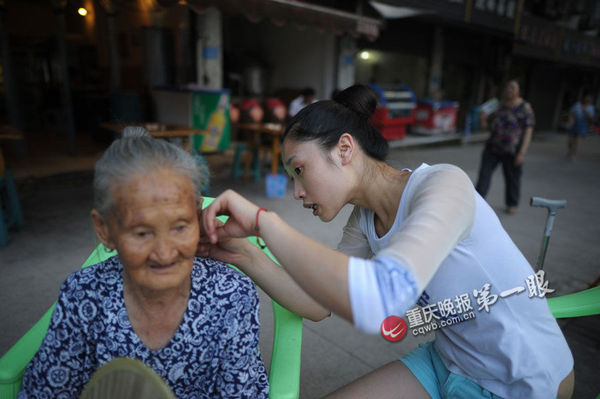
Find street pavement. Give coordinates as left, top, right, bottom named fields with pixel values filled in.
left=1, top=131, right=598, bottom=398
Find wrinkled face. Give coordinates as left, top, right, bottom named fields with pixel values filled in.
left=102, top=169, right=199, bottom=293
left=503, top=81, right=520, bottom=101
left=282, top=138, right=348, bottom=222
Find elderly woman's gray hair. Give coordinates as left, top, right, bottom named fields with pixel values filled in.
left=93, top=126, right=208, bottom=218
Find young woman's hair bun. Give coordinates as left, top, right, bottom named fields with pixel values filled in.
left=284, top=84, right=388, bottom=161
left=333, top=85, right=378, bottom=120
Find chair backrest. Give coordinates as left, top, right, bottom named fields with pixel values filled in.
left=0, top=197, right=302, bottom=399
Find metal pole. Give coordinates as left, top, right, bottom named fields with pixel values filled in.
left=530, top=197, right=567, bottom=270
left=52, top=0, right=77, bottom=155
left=98, top=0, right=120, bottom=91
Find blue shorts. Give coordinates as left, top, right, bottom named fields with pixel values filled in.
left=400, top=341, right=503, bottom=399
left=568, top=128, right=588, bottom=137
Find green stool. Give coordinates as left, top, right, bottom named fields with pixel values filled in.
left=232, top=142, right=261, bottom=181
left=0, top=169, right=24, bottom=246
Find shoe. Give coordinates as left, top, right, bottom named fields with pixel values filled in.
left=505, top=207, right=517, bottom=214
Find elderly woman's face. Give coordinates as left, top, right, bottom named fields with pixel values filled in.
left=103, top=169, right=199, bottom=292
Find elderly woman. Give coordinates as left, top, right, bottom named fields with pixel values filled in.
left=18, top=127, right=269, bottom=398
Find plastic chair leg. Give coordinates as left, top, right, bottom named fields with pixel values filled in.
left=0, top=197, right=8, bottom=246
left=232, top=143, right=246, bottom=181
left=232, top=144, right=261, bottom=181
left=251, top=147, right=261, bottom=181
left=4, top=170, right=23, bottom=228
left=193, top=154, right=210, bottom=196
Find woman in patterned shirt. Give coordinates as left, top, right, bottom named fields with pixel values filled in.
left=475, top=79, right=535, bottom=214
left=18, top=127, right=269, bottom=398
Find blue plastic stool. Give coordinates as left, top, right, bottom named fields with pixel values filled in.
left=232, top=142, right=261, bottom=181
left=0, top=169, right=24, bottom=246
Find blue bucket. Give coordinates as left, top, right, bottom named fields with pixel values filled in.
left=265, top=173, right=288, bottom=198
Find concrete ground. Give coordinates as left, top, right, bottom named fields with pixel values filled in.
left=1, top=131, right=599, bottom=398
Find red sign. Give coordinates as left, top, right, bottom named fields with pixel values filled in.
left=380, top=316, right=407, bottom=342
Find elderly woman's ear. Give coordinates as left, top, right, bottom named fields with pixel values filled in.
left=91, top=209, right=114, bottom=251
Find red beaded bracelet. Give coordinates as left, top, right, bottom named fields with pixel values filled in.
left=255, top=207, right=268, bottom=249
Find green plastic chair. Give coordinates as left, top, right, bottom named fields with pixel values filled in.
left=548, top=286, right=600, bottom=399
left=0, top=197, right=302, bottom=399
left=547, top=286, right=600, bottom=319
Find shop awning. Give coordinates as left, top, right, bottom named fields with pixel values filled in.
left=186, top=0, right=383, bottom=41
left=369, top=1, right=430, bottom=19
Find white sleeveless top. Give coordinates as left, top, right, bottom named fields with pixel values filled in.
left=340, top=163, right=573, bottom=399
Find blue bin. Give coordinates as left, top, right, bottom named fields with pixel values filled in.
left=266, top=173, right=288, bottom=198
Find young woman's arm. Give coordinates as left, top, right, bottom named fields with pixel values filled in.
left=203, top=166, right=475, bottom=332
left=200, top=205, right=369, bottom=321
left=200, top=235, right=330, bottom=321
left=202, top=190, right=354, bottom=320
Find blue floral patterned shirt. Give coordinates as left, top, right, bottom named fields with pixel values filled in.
left=18, top=256, right=269, bottom=398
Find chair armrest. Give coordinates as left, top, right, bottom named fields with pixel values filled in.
left=269, top=302, right=302, bottom=399
left=548, top=286, right=600, bottom=318
left=0, top=305, right=55, bottom=399
left=248, top=238, right=302, bottom=399
left=0, top=246, right=116, bottom=399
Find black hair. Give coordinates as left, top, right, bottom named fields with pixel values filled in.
left=301, top=87, right=316, bottom=97
left=284, top=84, right=389, bottom=161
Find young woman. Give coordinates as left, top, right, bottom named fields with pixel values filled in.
left=567, top=93, right=595, bottom=160
left=200, top=85, right=574, bottom=399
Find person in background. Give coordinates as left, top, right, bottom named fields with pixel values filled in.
left=288, top=87, right=316, bottom=117
left=18, top=127, right=269, bottom=399
left=475, top=79, right=535, bottom=214
left=478, top=83, right=500, bottom=131
left=199, top=85, right=573, bottom=399
left=567, top=93, right=595, bottom=160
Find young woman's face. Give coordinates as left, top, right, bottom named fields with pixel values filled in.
left=100, top=169, right=199, bottom=293
left=282, top=138, right=349, bottom=222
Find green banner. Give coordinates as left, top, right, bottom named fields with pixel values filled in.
left=191, top=91, right=231, bottom=153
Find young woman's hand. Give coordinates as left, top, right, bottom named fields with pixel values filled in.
left=197, top=226, right=257, bottom=269
left=201, top=189, right=261, bottom=244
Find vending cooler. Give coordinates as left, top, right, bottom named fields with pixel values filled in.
left=412, top=99, right=459, bottom=135
left=370, top=84, right=416, bottom=140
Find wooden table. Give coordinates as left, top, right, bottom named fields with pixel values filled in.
left=100, top=122, right=207, bottom=152
left=234, top=122, right=284, bottom=178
